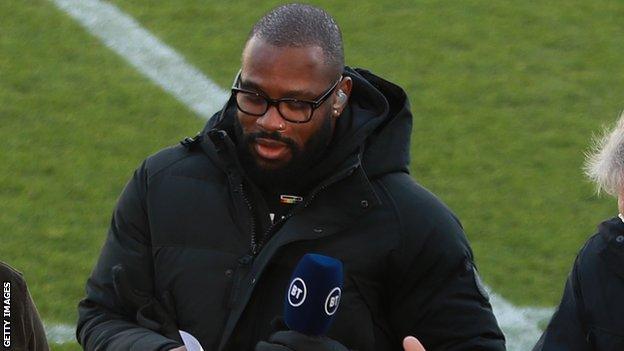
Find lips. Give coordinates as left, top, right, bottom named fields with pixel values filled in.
left=253, top=137, right=290, bottom=160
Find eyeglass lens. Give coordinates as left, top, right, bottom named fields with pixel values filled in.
left=235, top=92, right=312, bottom=122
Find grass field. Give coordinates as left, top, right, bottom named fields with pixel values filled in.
left=1, top=1, right=624, bottom=349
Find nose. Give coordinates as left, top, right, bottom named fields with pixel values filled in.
left=256, top=104, right=285, bottom=132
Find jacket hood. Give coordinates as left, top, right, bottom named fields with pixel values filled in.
left=202, top=67, right=412, bottom=181
left=344, top=67, right=412, bottom=178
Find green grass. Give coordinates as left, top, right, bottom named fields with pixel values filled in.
left=0, top=1, right=200, bottom=349
left=1, top=0, right=624, bottom=349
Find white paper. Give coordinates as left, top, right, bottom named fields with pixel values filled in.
left=179, top=330, right=204, bottom=351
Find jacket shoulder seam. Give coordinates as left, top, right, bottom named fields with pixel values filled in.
left=145, top=147, right=197, bottom=182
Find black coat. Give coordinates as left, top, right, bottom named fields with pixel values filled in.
left=534, top=217, right=624, bottom=350
left=77, top=68, right=505, bottom=351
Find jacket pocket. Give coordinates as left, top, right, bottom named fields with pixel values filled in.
left=112, top=264, right=183, bottom=343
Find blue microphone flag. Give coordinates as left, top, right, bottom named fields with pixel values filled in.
left=283, top=253, right=344, bottom=336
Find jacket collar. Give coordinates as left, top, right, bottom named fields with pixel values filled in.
left=598, top=216, right=624, bottom=279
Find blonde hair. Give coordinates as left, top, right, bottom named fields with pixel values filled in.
left=585, top=112, right=624, bottom=196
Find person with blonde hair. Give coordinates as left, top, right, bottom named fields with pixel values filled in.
left=534, top=113, right=624, bottom=350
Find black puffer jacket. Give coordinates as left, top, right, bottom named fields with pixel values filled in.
left=533, top=217, right=624, bottom=351
left=77, top=68, right=505, bottom=351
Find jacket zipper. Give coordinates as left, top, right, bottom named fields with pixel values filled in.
left=214, top=126, right=362, bottom=255
left=238, top=182, right=259, bottom=255
left=253, top=164, right=359, bottom=255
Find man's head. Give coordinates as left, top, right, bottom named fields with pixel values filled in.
left=585, top=112, right=624, bottom=212
left=233, top=3, right=353, bottom=187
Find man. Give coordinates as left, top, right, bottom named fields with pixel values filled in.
left=77, top=4, right=505, bottom=351
left=0, top=261, right=49, bottom=351
left=533, top=115, right=624, bottom=350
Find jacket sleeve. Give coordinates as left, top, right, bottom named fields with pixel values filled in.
left=533, top=237, right=597, bottom=351
left=76, top=162, right=183, bottom=351
left=532, top=253, right=590, bottom=351
left=386, top=182, right=505, bottom=350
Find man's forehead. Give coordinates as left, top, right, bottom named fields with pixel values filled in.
left=240, top=38, right=337, bottom=97
left=242, top=36, right=327, bottom=64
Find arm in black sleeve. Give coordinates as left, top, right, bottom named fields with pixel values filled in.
left=76, top=162, right=183, bottom=351
left=389, top=218, right=505, bottom=350
left=385, top=180, right=505, bottom=350
left=533, top=245, right=593, bottom=351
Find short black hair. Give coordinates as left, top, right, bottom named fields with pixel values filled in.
left=249, top=3, right=344, bottom=72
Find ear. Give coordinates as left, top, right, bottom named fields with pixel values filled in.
left=332, top=76, right=353, bottom=117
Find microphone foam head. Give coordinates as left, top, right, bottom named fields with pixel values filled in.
left=284, top=253, right=344, bottom=335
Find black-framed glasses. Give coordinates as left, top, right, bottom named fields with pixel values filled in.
left=231, top=70, right=342, bottom=123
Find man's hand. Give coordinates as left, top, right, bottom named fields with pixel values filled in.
left=169, top=347, right=187, bottom=351
left=403, top=336, right=425, bottom=351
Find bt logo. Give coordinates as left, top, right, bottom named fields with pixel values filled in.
left=324, top=287, right=341, bottom=316
left=288, top=278, right=307, bottom=307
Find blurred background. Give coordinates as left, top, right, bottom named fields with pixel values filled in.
left=1, top=1, right=623, bottom=350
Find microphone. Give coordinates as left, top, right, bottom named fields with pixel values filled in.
left=283, top=253, right=344, bottom=336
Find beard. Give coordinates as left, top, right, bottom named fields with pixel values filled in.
left=234, top=113, right=333, bottom=189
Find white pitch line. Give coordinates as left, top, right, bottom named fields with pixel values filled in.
left=50, top=0, right=229, bottom=119
left=487, top=290, right=554, bottom=351
left=45, top=323, right=75, bottom=345
left=49, top=0, right=555, bottom=349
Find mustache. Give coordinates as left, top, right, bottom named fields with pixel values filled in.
left=245, top=131, right=298, bottom=149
